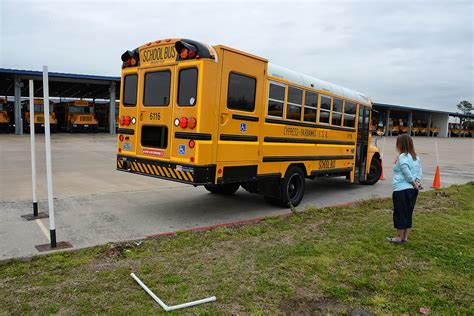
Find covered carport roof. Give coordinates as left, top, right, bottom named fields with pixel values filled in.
left=0, top=68, right=120, bottom=99
left=374, top=102, right=473, bottom=118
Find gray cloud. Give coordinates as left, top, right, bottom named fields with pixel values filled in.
left=1, top=0, right=472, bottom=111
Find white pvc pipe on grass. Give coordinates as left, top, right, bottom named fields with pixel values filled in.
left=130, top=273, right=216, bottom=311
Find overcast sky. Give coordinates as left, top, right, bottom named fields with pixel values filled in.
left=0, top=0, right=472, bottom=111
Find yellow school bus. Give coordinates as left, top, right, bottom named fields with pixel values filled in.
left=60, top=100, right=98, bottom=132
left=0, top=98, right=10, bottom=132
left=23, top=99, right=57, bottom=133
left=116, top=38, right=382, bottom=207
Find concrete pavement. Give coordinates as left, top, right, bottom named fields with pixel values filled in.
left=0, top=134, right=472, bottom=260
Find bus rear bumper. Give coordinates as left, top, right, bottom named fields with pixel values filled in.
left=116, top=155, right=216, bottom=185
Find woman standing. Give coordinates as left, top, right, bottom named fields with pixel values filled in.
left=386, top=134, right=422, bottom=244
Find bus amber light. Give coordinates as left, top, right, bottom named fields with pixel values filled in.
left=179, top=117, right=188, bottom=128
left=180, top=48, right=188, bottom=59
left=118, top=116, right=124, bottom=125
left=188, top=117, right=196, bottom=129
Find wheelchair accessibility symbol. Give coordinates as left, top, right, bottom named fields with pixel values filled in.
left=178, top=144, right=186, bottom=155
left=240, top=122, right=247, bottom=133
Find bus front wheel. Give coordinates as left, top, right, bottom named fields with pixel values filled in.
left=204, top=183, right=240, bottom=195
left=362, top=158, right=382, bottom=185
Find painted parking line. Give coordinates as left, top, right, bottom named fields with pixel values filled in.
left=35, top=219, right=50, bottom=242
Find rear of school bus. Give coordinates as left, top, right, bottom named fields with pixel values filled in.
left=116, top=39, right=219, bottom=185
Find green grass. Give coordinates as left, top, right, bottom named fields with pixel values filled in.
left=0, top=183, right=473, bottom=315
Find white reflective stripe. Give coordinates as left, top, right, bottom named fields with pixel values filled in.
left=208, top=45, right=218, bottom=63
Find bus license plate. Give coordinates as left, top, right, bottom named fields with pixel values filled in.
left=123, top=142, right=132, bottom=151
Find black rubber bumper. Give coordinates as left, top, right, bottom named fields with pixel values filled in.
left=116, top=154, right=216, bottom=185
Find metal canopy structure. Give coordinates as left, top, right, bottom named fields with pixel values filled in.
left=373, top=102, right=471, bottom=137
left=0, top=68, right=120, bottom=135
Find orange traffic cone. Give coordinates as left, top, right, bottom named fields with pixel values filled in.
left=380, top=160, right=386, bottom=180
left=431, top=165, right=441, bottom=189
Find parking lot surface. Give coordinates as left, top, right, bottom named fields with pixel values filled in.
left=0, top=134, right=473, bottom=260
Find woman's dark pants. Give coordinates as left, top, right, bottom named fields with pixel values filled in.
left=392, top=188, right=418, bottom=229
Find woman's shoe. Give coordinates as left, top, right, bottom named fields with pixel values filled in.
left=385, top=237, right=404, bottom=244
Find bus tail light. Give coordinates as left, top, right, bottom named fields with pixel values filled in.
left=118, top=116, right=124, bottom=125
left=123, top=116, right=131, bottom=126
left=188, top=117, right=196, bottom=129
left=179, top=117, right=188, bottom=128
left=119, top=134, right=124, bottom=142
left=188, top=139, right=195, bottom=149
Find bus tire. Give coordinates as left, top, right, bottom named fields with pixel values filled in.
left=361, top=158, right=382, bottom=185
left=204, top=183, right=240, bottom=195
left=269, top=166, right=305, bottom=208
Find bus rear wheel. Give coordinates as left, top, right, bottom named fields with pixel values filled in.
left=362, top=158, right=382, bottom=185
left=266, top=166, right=305, bottom=207
left=204, top=183, right=240, bottom=195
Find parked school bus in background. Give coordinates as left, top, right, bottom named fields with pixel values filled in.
left=22, top=99, right=57, bottom=133
left=58, top=100, right=98, bottom=132
left=0, top=98, right=10, bottom=132
left=116, top=38, right=382, bottom=207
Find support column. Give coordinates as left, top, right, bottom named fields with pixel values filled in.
left=109, top=82, right=116, bottom=135
left=385, top=109, right=390, bottom=136
left=408, top=111, right=413, bottom=136
left=14, top=76, right=23, bottom=135
left=427, top=113, right=432, bottom=137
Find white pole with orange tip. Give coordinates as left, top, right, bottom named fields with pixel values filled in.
left=29, top=80, right=38, bottom=217
left=42, top=66, right=57, bottom=247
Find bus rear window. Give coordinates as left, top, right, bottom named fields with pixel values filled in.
left=141, top=125, right=168, bottom=148
left=178, top=68, right=198, bottom=106
left=144, top=71, right=171, bottom=106
left=123, top=74, right=138, bottom=106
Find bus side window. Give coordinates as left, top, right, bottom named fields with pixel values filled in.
left=332, top=98, right=343, bottom=126
left=343, top=101, right=357, bottom=128
left=227, top=73, right=256, bottom=112
left=303, top=91, right=317, bottom=122
left=267, top=82, right=285, bottom=117
left=318, top=95, right=331, bottom=124
left=286, top=86, right=303, bottom=120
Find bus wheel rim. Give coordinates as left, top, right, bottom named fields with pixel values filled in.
left=288, top=174, right=302, bottom=200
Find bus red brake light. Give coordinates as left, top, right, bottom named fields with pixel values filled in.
left=179, top=117, right=188, bottom=128
left=121, top=49, right=140, bottom=68
left=119, top=135, right=124, bottom=142
left=124, top=116, right=131, bottom=126
left=188, top=117, right=196, bottom=129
